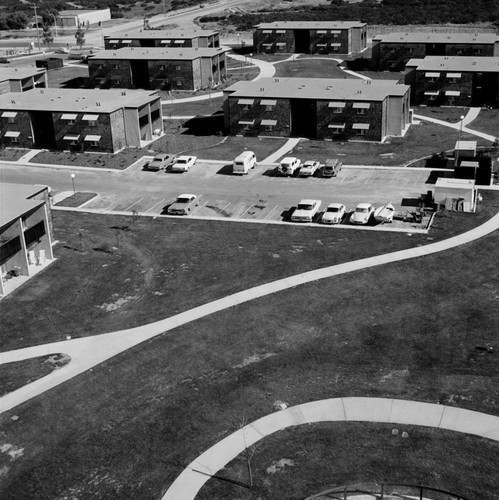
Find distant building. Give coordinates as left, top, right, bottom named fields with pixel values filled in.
left=0, top=67, right=47, bottom=95
left=253, top=21, right=367, bottom=55
left=404, top=56, right=499, bottom=107
left=57, top=8, right=111, bottom=28
left=104, top=29, right=220, bottom=50
left=0, top=183, right=54, bottom=296
left=88, top=47, right=228, bottom=90
left=223, top=77, right=411, bottom=142
left=0, top=88, right=163, bottom=153
left=372, top=32, right=499, bottom=71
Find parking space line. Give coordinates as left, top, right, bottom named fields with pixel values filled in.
left=104, top=200, right=120, bottom=210
left=264, top=205, right=280, bottom=220
left=191, top=200, right=208, bottom=215
left=237, top=204, right=254, bottom=218
left=364, top=170, right=375, bottom=184
left=123, top=198, right=144, bottom=212
left=146, top=199, right=166, bottom=213
left=217, top=202, right=232, bottom=216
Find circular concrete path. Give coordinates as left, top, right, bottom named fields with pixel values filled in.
left=162, top=397, right=499, bottom=500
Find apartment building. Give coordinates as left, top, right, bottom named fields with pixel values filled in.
left=372, top=32, right=499, bottom=71
left=88, top=47, right=228, bottom=90
left=405, top=56, right=499, bottom=107
left=104, top=29, right=220, bottom=50
left=223, top=77, right=411, bottom=142
left=254, top=21, right=367, bottom=55
left=0, top=88, right=162, bottom=153
left=0, top=183, right=53, bottom=296
left=0, top=67, right=47, bottom=95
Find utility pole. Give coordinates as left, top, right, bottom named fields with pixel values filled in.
left=32, top=2, right=41, bottom=50
left=52, top=13, right=58, bottom=39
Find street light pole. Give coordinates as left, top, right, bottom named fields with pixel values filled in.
left=71, top=174, right=76, bottom=194
left=32, top=3, right=41, bottom=50
left=455, top=114, right=465, bottom=166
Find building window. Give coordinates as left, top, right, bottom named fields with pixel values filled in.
left=10, top=135, right=19, bottom=143
left=112, top=64, right=119, bottom=69
left=88, top=120, right=97, bottom=127
left=355, top=128, right=367, bottom=136
left=265, top=124, right=274, bottom=132
left=176, top=80, right=182, bottom=87
left=332, top=107, right=343, bottom=114
left=333, top=33, right=339, bottom=38
left=474, top=49, right=482, bottom=55
left=8, top=117, right=15, bottom=124
left=175, top=65, right=181, bottom=71
left=390, top=47, right=396, bottom=53
left=160, top=65, right=166, bottom=71
left=97, top=64, right=103, bottom=70
left=356, top=108, right=367, bottom=115
left=429, top=94, right=438, bottom=101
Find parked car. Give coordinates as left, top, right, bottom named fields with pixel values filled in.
left=171, top=155, right=197, bottom=172
left=147, top=153, right=176, bottom=171
left=299, top=160, right=320, bottom=177
left=55, top=47, right=69, bottom=54
left=350, top=203, right=375, bottom=225
left=291, top=199, right=322, bottom=223
left=374, top=203, right=395, bottom=223
left=322, top=158, right=342, bottom=178
left=321, top=203, right=346, bottom=224
left=167, top=194, right=200, bottom=215
left=233, top=151, right=257, bottom=174
left=277, top=157, right=301, bottom=176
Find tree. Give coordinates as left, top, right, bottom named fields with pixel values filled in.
left=42, top=24, right=54, bottom=51
left=75, top=27, right=85, bottom=49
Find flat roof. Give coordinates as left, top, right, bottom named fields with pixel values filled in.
left=105, top=28, right=219, bottom=40
left=59, top=9, right=109, bottom=15
left=255, top=21, right=366, bottom=30
left=0, top=88, right=160, bottom=113
left=90, top=47, right=227, bottom=61
left=435, top=178, right=475, bottom=188
left=374, top=32, right=499, bottom=44
left=0, top=184, right=47, bottom=229
left=226, top=78, right=409, bottom=101
left=406, top=56, right=499, bottom=73
left=0, top=67, right=46, bottom=82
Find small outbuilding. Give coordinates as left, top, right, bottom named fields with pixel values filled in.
left=57, top=8, right=111, bottom=28
left=434, top=178, right=477, bottom=212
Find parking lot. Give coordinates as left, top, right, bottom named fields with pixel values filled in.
left=80, top=158, right=434, bottom=229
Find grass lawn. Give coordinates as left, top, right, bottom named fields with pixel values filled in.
left=356, top=71, right=403, bottom=81
left=1, top=355, right=68, bottom=397
left=414, top=106, right=470, bottom=123
left=162, top=96, right=224, bottom=116
left=200, top=423, right=499, bottom=499
left=188, top=136, right=289, bottom=161
left=290, top=121, right=490, bottom=166
left=55, top=192, right=97, bottom=208
left=0, top=192, right=498, bottom=498
left=468, top=108, right=499, bottom=137
left=0, top=148, right=29, bottom=161
left=273, top=57, right=356, bottom=79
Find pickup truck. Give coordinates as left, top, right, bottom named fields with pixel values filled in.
left=322, top=158, right=342, bottom=178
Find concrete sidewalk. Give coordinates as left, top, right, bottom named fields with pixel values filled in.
left=2, top=211, right=499, bottom=414
left=163, top=397, right=499, bottom=500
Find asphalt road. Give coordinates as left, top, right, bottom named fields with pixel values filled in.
left=0, top=159, right=432, bottom=225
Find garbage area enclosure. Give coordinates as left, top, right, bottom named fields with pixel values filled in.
left=434, top=178, right=477, bottom=212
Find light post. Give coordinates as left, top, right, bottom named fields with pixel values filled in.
left=71, top=173, right=76, bottom=194
left=52, top=13, right=58, bottom=39
left=455, top=114, right=465, bottom=166
left=32, top=2, right=41, bottom=50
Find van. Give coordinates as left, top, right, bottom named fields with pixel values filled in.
left=233, top=151, right=257, bottom=174
left=322, top=158, right=342, bottom=178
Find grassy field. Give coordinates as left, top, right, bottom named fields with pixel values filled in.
left=200, top=423, right=499, bottom=499
left=468, top=108, right=499, bottom=138
left=0, top=148, right=29, bottom=161
left=162, top=96, right=224, bottom=116
left=273, top=57, right=355, bottom=79
left=1, top=192, right=498, bottom=498
left=290, top=120, right=489, bottom=166
left=414, top=106, right=470, bottom=123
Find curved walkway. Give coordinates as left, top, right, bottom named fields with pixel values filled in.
left=162, top=397, right=499, bottom=500
left=2, top=211, right=499, bottom=414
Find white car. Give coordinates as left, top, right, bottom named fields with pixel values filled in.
left=291, top=199, right=321, bottom=223
left=277, top=157, right=301, bottom=176
left=350, top=203, right=375, bottom=225
left=321, top=203, right=346, bottom=224
left=171, top=155, right=197, bottom=172
left=299, top=160, right=320, bottom=177
left=167, top=194, right=200, bottom=215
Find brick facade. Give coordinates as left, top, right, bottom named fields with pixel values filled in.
left=104, top=31, right=220, bottom=50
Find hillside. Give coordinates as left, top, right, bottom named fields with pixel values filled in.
left=199, top=0, right=499, bottom=30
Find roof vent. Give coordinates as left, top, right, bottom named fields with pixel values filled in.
left=260, top=88, right=264, bottom=91
left=274, top=78, right=279, bottom=82
left=122, top=91, right=126, bottom=95
left=113, top=52, right=116, bottom=56
left=10, top=100, right=15, bottom=104
left=96, top=102, right=101, bottom=106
